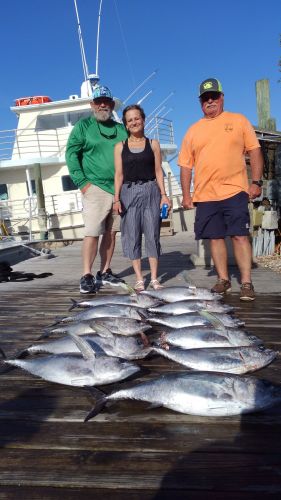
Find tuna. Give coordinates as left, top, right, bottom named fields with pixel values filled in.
left=148, top=312, right=244, bottom=329
left=18, top=333, right=152, bottom=360
left=151, top=345, right=277, bottom=374
left=85, top=371, right=281, bottom=420
left=42, top=317, right=151, bottom=339
left=4, top=333, right=140, bottom=386
left=148, top=300, right=234, bottom=315
left=140, top=286, right=222, bottom=302
left=53, top=304, right=148, bottom=324
left=69, top=294, right=163, bottom=311
left=157, top=327, right=263, bottom=349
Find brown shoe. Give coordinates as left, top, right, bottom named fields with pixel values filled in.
left=211, top=279, right=232, bottom=294
left=240, top=282, right=255, bottom=301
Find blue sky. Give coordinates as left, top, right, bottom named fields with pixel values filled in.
left=0, top=0, right=280, bottom=174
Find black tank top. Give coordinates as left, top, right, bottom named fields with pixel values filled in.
left=121, top=138, right=156, bottom=183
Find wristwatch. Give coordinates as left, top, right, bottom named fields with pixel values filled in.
left=252, top=180, right=263, bottom=187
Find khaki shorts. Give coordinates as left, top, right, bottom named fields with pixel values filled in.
left=82, top=184, right=120, bottom=237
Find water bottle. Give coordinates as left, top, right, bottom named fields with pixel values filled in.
left=160, top=203, right=169, bottom=219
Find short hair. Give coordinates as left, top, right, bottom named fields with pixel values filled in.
left=122, top=104, right=146, bottom=127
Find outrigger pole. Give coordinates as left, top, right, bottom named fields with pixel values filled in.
left=73, top=0, right=89, bottom=80
left=123, top=70, right=158, bottom=105
left=95, top=0, right=103, bottom=78
left=74, top=0, right=103, bottom=83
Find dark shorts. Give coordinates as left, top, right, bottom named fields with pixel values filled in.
left=194, top=191, right=250, bottom=240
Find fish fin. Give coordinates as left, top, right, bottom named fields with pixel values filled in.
left=14, top=348, right=29, bottom=359
left=66, top=331, right=96, bottom=361
left=119, top=282, right=135, bottom=294
left=180, top=270, right=197, bottom=288
left=147, top=402, right=162, bottom=410
left=138, top=310, right=149, bottom=320
left=0, top=350, right=17, bottom=374
left=199, top=311, right=225, bottom=330
left=84, top=386, right=108, bottom=422
left=38, top=329, right=52, bottom=340
left=68, top=298, right=78, bottom=312
left=0, top=348, right=6, bottom=359
left=93, top=324, right=114, bottom=339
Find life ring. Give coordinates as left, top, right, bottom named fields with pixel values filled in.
left=23, top=197, right=37, bottom=214
left=15, top=96, right=52, bottom=106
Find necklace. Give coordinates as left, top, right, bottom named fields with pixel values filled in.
left=129, top=136, right=145, bottom=143
left=97, top=121, right=117, bottom=139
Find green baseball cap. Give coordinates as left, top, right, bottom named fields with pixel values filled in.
left=199, top=78, right=223, bottom=97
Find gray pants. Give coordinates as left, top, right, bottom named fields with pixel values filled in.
left=120, top=180, right=161, bottom=260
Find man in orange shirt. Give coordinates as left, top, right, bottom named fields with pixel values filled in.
left=178, top=78, right=264, bottom=301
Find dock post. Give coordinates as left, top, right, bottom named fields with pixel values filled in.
left=33, top=163, right=48, bottom=240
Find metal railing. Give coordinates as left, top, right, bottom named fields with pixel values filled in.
left=0, top=128, right=70, bottom=160
left=145, top=116, right=175, bottom=144
left=0, top=116, right=176, bottom=162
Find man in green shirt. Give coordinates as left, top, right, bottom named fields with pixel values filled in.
left=66, top=85, right=128, bottom=293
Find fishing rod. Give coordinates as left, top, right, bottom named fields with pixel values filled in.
left=123, top=70, right=158, bottom=105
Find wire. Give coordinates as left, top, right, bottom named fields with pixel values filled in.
left=113, top=0, right=136, bottom=90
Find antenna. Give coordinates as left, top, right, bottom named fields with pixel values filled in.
left=73, top=0, right=89, bottom=80
left=123, top=70, right=158, bottom=105
left=95, top=0, right=103, bottom=77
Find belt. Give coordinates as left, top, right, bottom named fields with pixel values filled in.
left=123, top=178, right=155, bottom=187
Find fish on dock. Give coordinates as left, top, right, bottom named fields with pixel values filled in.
left=148, top=312, right=244, bottom=329
left=4, top=332, right=140, bottom=386
left=53, top=304, right=148, bottom=325
left=43, top=317, right=151, bottom=339
left=157, top=327, right=263, bottom=349
left=69, top=293, right=163, bottom=311
left=16, top=333, right=152, bottom=360
left=151, top=345, right=277, bottom=374
left=140, top=286, right=222, bottom=302
left=85, top=371, right=281, bottom=420
left=148, top=300, right=234, bottom=315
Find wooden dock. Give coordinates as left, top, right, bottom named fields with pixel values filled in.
left=0, top=234, right=281, bottom=499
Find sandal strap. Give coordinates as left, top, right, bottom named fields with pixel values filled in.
left=134, top=280, right=145, bottom=291
left=150, top=279, right=164, bottom=290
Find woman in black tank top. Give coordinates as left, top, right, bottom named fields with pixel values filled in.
left=114, top=104, right=171, bottom=291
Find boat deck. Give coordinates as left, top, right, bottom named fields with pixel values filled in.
left=0, top=233, right=281, bottom=499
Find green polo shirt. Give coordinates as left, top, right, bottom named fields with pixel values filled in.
left=66, top=116, right=127, bottom=194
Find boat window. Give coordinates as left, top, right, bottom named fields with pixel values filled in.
left=36, top=114, right=67, bottom=130
left=26, top=180, right=36, bottom=196
left=68, top=110, right=92, bottom=125
left=0, top=184, right=8, bottom=200
left=61, top=175, right=78, bottom=191
left=35, top=110, right=91, bottom=130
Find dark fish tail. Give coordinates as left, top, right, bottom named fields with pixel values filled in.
left=38, top=326, right=57, bottom=340
left=84, top=387, right=108, bottom=422
left=0, top=348, right=6, bottom=359
left=0, top=348, right=15, bottom=374
left=138, top=310, right=149, bottom=320
left=14, top=348, right=29, bottom=359
left=68, top=298, right=78, bottom=312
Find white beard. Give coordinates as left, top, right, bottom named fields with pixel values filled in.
left=93, top=108, right=112, bottom=122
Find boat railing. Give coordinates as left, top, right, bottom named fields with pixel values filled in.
left=0, top=127, right=70, bottom=160
left=145, top=116, right=175, bottom=144
left=0, top=117, right=175, bottom=161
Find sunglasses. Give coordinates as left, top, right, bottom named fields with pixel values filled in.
left=200, top=92, right=222, bottom=103
left=93, top=97, right=113, bottom=105
left=97, top=122, right=117, bottom=139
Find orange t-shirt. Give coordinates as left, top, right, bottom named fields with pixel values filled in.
left=178, top=111, right=260, bottom=202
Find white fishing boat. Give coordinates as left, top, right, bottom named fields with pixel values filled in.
left=0, top=1, right=186, bottom=243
